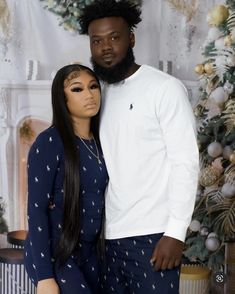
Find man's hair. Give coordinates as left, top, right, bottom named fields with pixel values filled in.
left=79, top=0, right=142, bottom=35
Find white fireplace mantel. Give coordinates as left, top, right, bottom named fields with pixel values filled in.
left=0, top=79, right=52, bottom=230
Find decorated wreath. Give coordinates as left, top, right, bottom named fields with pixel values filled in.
left=40, top=0, right=142, bottom=34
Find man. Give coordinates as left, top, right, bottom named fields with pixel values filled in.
left=79, top=1, right=199, bottom=293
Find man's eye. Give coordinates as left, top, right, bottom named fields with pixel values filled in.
left=93, top=40, right=101, bottom=45
left=111, top=36, right=118, bottom=41
left=71, top=87, right=82, bottom=92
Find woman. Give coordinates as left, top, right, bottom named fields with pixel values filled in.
left=24, top=64, right=108, bottom=294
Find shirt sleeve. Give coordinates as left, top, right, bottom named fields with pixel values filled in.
left=27, top=130, right=62, bottom=281
left=156, top=78, right=199, bottom=242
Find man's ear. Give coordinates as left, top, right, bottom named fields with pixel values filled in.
left=130, top=32, right=135, bottom=48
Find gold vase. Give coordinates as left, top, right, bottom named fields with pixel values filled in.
left=180, top=265, right=211, bottom=294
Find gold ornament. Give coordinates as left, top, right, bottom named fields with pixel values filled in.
left=224, top=35, right=232, bottom=46
left=204, top=62, right=214, bottom=75
left=207, top=5, right=229, bottom=26
left=194, top=64, right=204, bottom=75
left=229, top=152, right=235, bottom=164
left=194, top=104, right=204, bottom=117
left=19, top=120, right=35, bottom=143
left=199, top=166, right=221, bottom=187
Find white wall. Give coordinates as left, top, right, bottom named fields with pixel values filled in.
left=0, top=0, right=220, bottom=81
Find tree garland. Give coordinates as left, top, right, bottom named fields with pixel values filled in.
left=40, top=0, right=142, bottom=34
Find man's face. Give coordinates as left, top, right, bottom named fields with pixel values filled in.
left=88, top=16, right=134, bottom=69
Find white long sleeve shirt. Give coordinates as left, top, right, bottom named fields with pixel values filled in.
left=100, top=65, right=199, bottom=242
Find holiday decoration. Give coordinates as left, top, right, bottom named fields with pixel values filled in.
left=39, top=0, right=142, bottom=34
left=0, top=197, right=8, bottom=233
left=167, top=0, right=199, bottom=22
left=184, top=1, right=235, bottom=272
left=0, top=0, right=11, bottom=59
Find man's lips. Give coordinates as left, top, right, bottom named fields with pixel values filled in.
left=102, top=54, right=115, bottom=62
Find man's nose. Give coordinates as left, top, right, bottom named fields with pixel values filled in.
left=102, top=39, right=112, bottom=52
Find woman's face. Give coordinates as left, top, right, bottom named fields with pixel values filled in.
left=64, top=70, right=101, bottom=120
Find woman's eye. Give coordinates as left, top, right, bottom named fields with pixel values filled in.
left=90, top=84, right=99, bottom=90
left=71, top=87, right=82, bottom=92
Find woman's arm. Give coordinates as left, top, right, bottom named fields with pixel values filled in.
left=27, top=129, right=63, bottom=281
left=37, top=278, right=60, bottom=294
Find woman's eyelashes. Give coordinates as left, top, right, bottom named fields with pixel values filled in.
left=71, top=87, right=82, bottom=92
left=71, top=83, right=99, bottom=92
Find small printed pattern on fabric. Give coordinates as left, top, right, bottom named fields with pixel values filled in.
left=24, top=127, right=108, bottom=294
left=101, top=233, right=180, bottom=294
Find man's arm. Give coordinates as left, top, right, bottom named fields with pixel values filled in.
left=151, top=78, right=199, bottom=270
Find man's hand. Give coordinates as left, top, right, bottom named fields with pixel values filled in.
left=150, top=236, right=184, bottom=271
left=37, top=278, right=60, bottom=294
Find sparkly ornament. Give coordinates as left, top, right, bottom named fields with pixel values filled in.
left=205, top=237, right=220, bottom=251
left=224, top=81, right=234, bottom=94
left=227, top=56, right=235, bottom=67
left=200, top=226, right=209, bottom=236
left=199, top=166, right=220, bottom=187
left=221, top=183, right=235, bottom=198
left=223, top=145, right=233, bottom=160
left=229, top=152, right=235, bottom=164
left=207, top=5, right=229, bottom=26
left=194, top=64, right=204, bottom=75
left=224, top=35, right=232, bottom=46
left=204, top=62, right=214, bottom=75
left=212, top=157, right=224, bottom=173
left=189, top=220, right=201, bottom=232
left=209, top=87, right=228, bottom=105
left=207, top=142, right=223, bottom=158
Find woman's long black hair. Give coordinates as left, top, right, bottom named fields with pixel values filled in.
left=51, top=64, right=101, bottom=266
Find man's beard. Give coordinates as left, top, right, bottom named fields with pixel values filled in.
left=90, top=47, right=135, bottom=84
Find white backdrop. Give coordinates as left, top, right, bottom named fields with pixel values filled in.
left=0, top=0, right=220, bottom=81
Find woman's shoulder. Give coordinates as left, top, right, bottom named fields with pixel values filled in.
left=30, top=126, right=63, bottom=153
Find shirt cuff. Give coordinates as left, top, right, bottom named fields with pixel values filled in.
left=163, top=217, right=190, bottom=242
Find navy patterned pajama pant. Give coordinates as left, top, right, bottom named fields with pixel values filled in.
left=54, top=250, right=100, bottom=294
left=25, top=242, right=101, bottom=294
left=101, top=233, right=180, bottom=294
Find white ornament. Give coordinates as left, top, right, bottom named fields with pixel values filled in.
left=207, top=27, right=221, bottom=42
left=221, top=182, right=235, bottom=197
left=207, top=232, right=218, bottom=239
left=205, top=237, right=220, bottom=251
left=209, top=87, right=228, bottom=105
left=223, top=145, right=233, bottom=159
left=189, top=220, right=201, bottom=232
left=224, top=81, right=234, bottom=94
left=207, top=142, right=223, bottom=158
left=214, top=38, right=225, bottom=50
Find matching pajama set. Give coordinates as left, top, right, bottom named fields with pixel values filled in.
left=24, top=126, right=108, bottom=294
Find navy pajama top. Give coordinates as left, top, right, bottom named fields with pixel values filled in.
left=24, top=126, right=108, bottom=282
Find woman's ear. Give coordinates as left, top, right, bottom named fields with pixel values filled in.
left=130, top=32, right=135, bottom=48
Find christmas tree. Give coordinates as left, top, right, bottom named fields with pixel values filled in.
left=184, top=1, right=235, bottom=271
left=0, top=197, right=8, bottom=233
